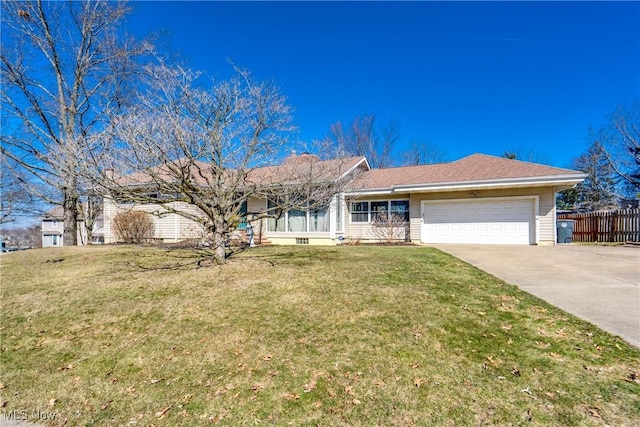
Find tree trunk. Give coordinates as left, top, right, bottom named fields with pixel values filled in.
left=63, top=189, right=79, bottom=246
left=212, top=230, right=227, bottom=264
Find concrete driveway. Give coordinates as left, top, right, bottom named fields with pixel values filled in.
left=431, top=244, right=640, bottom=347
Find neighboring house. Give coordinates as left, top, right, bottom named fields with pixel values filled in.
left=102, top=153, right=586, bottom=246
left=41, top=206, right=104, bottom=247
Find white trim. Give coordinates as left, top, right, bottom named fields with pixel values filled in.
left=395, top=174, right=586, bottom=190
left=346, top=175, right=586, bottom=196
left=329, top=193, right=345, bottom=238
left=420, top=196, right=539, bottom=245
left=174, top=206, right=179, bottom=243
left=339, top=157, right=370, bottom=180
left=552, top=186, right=558, bottom=246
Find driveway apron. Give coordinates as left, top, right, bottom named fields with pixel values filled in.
left=431, top=244, right=640, bottom=348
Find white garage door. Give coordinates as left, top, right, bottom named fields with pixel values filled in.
left=421, top=198, right=535, bottom=245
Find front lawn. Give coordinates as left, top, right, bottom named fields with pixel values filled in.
left=1, top=245, right=638, bottom=426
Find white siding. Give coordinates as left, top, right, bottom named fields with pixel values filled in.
left=103, top=198, right=204, bottom=243
left=41, top=218, right=88, bottom=246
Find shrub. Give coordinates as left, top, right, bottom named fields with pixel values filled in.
left=371, top=213, right=409, bottom=244
left=112, top=211, right=155, bottom=244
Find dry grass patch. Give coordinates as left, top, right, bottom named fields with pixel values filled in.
left=1, top=245, right=639, bottom=426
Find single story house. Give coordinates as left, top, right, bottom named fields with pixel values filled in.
left=102, top=153, right=586, bottom=246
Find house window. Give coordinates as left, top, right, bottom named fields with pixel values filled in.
left=267, top=200, right=330, bottom=233
left=237, top=201, right=248, bottom=230
left=351, top=202, right=369, bottom=222
left=51, top=235, right=59, bottom=246
left=288, top=209, right=307, bottom=232
left=267, top=200, right=285, bottom=232
left=391, top=200, right=410, bottom=221
left=52, top=220, right=57, bottom=227
left=350, top=200, right=410, bottom=223
left=371, top=201, right=389, bottom=221
left=309, top=208, right=328, bottom=232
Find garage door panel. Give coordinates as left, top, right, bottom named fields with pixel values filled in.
left=422, top=199, right=534, bottom=245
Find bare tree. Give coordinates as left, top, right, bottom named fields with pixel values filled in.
left=572, top=140, right=619, bottom=211
left=402, top=140, right=448, bottom=165
left=598, top=101, right=640, bottom=196
left=321, top=115, right=400, bottom=168
left=371, top=213, right=409, bottom=244
left=0, top=0, right=148, bottom=245
left=100, top=62, right=358, bottom=264
left=501, top=147, right=552, bottom=164
left=80, top=192, right=103, bottom=244
left=0, top=152, right=40, bottom=224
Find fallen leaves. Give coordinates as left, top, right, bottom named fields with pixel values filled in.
left=155, top=405, right=172, bottom=419
left=537, top=327, right=549, bottom=337
left=303, top=372, right=322, bottom=393
left=250, top=383, right=264, bottom=393
left=582, top=405, right=602, bottom=419
left=283, top=392, right=300, bottom=401
left=486, top=356, right=499, bottom=368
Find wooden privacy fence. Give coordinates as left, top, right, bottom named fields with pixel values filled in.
left=558, top=209, right=640, bottom=243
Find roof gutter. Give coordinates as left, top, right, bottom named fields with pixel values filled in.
left=346, top=173, right=587, bottom=196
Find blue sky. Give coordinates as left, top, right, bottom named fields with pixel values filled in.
left=126, top=1, right=640, bottom=168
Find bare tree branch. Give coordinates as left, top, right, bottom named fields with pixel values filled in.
left=0, top=0, right=149, bottom=244
left=598, top=101, right=640, bottom=194
left=403, top=140, right=448, bottom=165
left=99, top=62, right=359, bottom=264
left=320, top=115, right=400, bottom=168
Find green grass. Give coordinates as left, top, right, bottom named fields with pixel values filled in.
left=1, top=245, right=639, bottom=426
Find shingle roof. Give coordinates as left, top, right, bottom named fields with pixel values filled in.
left=246, top=155, right=367, bottom=186
left=116, top=155, right=368, bottom=188
left=42, top=206, right=86, bottom=221
left=112, top=153, right=584, bottom=194
left=351, top=154, right=585, bottom=191
left=42, top=206, right=64, bottom=220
